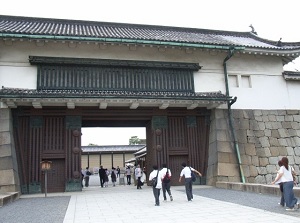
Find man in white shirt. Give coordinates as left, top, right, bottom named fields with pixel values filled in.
left=179, top=162, right=202, bottom=201
left=149, top=165, right=162, bottom=206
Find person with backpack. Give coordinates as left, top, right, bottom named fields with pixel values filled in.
left=161, top=163, right=173, bottom=202
left=149, top=165, right=162, bottom=206
left=179, top=162, right=202, bottom=202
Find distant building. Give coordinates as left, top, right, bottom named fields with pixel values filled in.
left=81, top=144, right=146, bottom=173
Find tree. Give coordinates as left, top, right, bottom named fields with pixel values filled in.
left=129, top=136, right=141, bottom=145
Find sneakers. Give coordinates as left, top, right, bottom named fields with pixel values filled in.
left=286, top=208, right=296, bottom=211
left=155, top=204, right=160, bottom=206
left=170, top=195, right=173, bottom=201
left=294, top=203, right=300, bottom=209
left=278, top=203, right=284, bottom=207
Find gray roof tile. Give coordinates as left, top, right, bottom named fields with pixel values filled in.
left=1, top=15, right=300, bottom=50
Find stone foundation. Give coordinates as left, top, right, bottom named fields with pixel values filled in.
left=0, top=108, right=20, bottom=193
left=208, top=109, right=300, bottom=186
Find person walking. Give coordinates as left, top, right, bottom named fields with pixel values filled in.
left=111, top=167, right=117, bottom=187
left=126, top=166, right=131, bottom=185
left=135, top=164, right=143, bottom=189
left=271, top=157, right=299, bottom=211
left=116, top=166, right=121, bottom=178
left=275, top=160, right=284, bottom=206
left=161, top=163, right=173, bottom=201
left=179, top=162, right=202, bottom=201
left=84, top=167, right=91, bottom=187
left=149, top=165, right=162, bottom=206
left=99, top=166, right=106, bottom=188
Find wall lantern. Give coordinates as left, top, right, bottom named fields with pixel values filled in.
left=41, top=160, right=52, bottom=197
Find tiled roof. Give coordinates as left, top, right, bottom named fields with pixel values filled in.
left=0, top=88, right=228, bottom=100
left=282, top=71, right=300, bottom=80
left=81, top=145, right=146, bottom=153
left=0, top=15, right=300, bottom=51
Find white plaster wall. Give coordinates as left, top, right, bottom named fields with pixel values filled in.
left=1, top=39, right=300, bottom=110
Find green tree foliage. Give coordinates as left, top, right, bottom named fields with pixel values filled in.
left=129, top=136, right=141, bottom=145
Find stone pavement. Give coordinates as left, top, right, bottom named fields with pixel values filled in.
left=1, top=175, right=300, bottom=223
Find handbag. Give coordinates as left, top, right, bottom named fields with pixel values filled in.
left=189, top=167, right=196, bottom=182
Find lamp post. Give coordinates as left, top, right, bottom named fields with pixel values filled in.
left=41, top=161, right=52, bottom=197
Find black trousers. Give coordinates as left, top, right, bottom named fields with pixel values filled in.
left=152, top=187, right=161, bottom=205
left=162, top=181, right=172, bottom=200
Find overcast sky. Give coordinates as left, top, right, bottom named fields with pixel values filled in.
left=1, top=0, right=299, bottom=145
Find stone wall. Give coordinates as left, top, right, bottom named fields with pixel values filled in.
left=0, top=108, right=20, bottom=193
left=207, top=109, right=300, bottom=186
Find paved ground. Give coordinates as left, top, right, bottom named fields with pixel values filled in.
left=0, top=175, right=299, bottom=223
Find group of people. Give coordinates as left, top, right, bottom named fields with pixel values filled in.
left=271, top=157, right=299, bottom=211
left=98, top=166, right=120, bottom=187
left=149, top=162, right=202, bottom=206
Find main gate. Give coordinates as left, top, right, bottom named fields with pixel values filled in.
left=12, top=107, right=210, bottom=193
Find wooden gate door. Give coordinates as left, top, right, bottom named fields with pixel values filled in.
left=42, top=159, right=65, bottom=193
left=169, top=155, right=188, bottom=186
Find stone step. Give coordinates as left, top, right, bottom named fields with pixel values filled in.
left=216, top=182, right=300, bottom=197
left=0, top=192, right=20, bottom=207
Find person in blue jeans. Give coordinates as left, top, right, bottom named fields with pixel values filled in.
left=272, top=157, right=299, bottom=211
left=179, top=162, right=202, bottom=201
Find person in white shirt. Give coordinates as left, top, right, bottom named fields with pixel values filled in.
left=161, top=163, right=173, bottom=201
left=179, top=162, right=202, bottom=201
left=272, top=157, right=298, bottom=211
left=149, top=165, right=162, bottom=206
left=135, top=164, right=143, bottom=189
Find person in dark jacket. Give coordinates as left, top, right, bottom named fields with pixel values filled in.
left=99, top=166, right=106, bottom=188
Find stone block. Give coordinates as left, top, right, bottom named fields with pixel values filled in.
left=278, top=129, right=289, bottom=138
left=245, top=143, right=256, bottom=155
left=0, top=169, right=15, bottom=185
left=215, top=181, right=228, bottom=189
left=0, top=119, right=10, bottom=132
left=0, top=144, right=12, bottom=157
left=285, top=115, right=293, bottom=121
left=278, top=138, right=288, bottom=146
left=0, top=109, right=10, bottom=120
left=216, top=130, right=231, bottom=142
left=258, top=122, right=266, bottom=130
left=249, top=120, right=260, bottom=130
left=244, top=183, right=261, bottom=193
left=218, top=152, right=231, bottom=163
left=294, top=147, right=300, bottom=156
left=236, top=130, right=247, bottom=143
left=259, top=137, right=270, bottom=147
left=249, top=165, right=258, bottom=176
left=276, top=116, right=285, bottom=122
left=253, top=110, right=262, bottom=116
left=251, top=156, right=259, bottom=166
left=266, top=164, right=277, bottom=173
left=271, top=122, right=282, bottom=129
left=255, top=116, right=262, bottom=121
left=264, top=129, right=271, bottom=137
left=271, top=130, right=280, bottom=138
left=278, top=147, right=287, bottom=156
left=255, top=175, right=267, bottom=184
left=259, top=158, right=269, bottom=167
left=0, top=157, right=13, bottom=170
left=286, top=138, right=296, bottom=147
left=0, top=132, right=11, bottom=145
left=260, top=185, right=278, bottom=195
left=289, top=129, right=298, bottom=137
left=241, top=165, right=250, bottom=177
left=240, top=154, right=251, bottom=165
left=291, top=122, right=300, bottom=130
left=262, top=115, right=269, bottom=122
left=293, top=115, right=300, bottom=122
left=268, top=115, right=276, bottom=121
left=256, top=166, right=267, bottom=175
left=227, top=182, right=245, bottom=191
left=282, top=121, right=292, bottom=129
left=269, top=147, right=279, bottom=156
left=269, top=137, right=280, bottom=146
left=287, top=110, right=299, bottom=115
left=216, top=141, right=234, bottom=153
left=254, top=130, right=264, bottom=137
left=218, top=163, right=240, bottom=177
left=216, top=118, right=229, bottom=130
left=238, top=120, right=250, bottom=130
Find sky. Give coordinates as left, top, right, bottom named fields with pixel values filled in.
left=1, top=0, right=300, bottom=145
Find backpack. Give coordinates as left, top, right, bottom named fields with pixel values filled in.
left=163, top=169, right=171, bottom=183
left=151, top=170, right=159, bottom=188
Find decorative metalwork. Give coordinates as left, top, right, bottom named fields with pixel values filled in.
left=152, top=116, right=168, bottom=129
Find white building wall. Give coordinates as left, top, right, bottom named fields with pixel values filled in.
left=1, top=40, right=300, bottom=110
